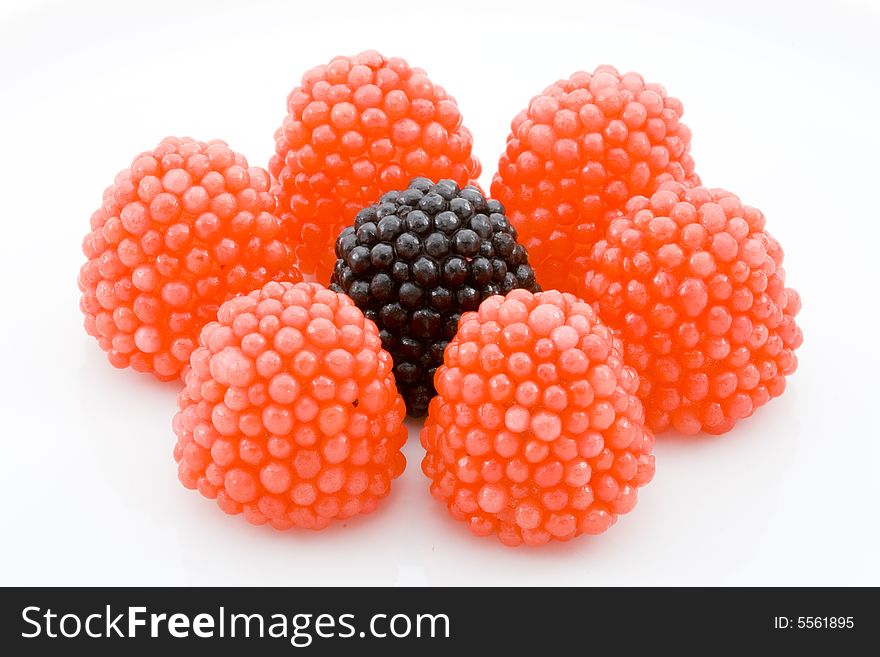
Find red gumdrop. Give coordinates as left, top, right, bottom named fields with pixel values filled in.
left=173, top=281, right=407, bottom=530
left=270, top=50, right=481, bottom=281
left=491, top=65, right=700, bottom=294
left=580, top=182, right=803, bottom=435
left=79, top=137, right=302, bottom=380
left=421, top=289, right=655, bottom=547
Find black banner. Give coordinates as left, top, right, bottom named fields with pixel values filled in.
left=0, top=587, right=870, bottom=654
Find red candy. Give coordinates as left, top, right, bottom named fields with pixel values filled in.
left=270, top=50, right=482, bottom=280
left=173, top=281, right=407, bottom=530
left=491, top=65, right=699, bottom=294
left=79, top=137, right=301, bottom=380
left=581, top=182, right=803, bottom=435
left=421, top=289, right=655, bottom=547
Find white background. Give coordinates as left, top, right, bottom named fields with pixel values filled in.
left=1, top=0, right=877, bottom=586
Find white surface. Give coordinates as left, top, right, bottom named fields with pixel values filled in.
left=1, top=0, right=877, bottom=586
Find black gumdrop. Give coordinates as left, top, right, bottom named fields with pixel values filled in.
left=330, top=178, right=540, bottom=416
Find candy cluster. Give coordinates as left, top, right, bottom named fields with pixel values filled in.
left=79, top=51, right=801, bottom=546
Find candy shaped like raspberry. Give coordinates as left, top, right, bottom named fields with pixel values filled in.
left=421, top=289, right=655, bottom=547
left=330, top=178, right=541, bottom=417
left=270, top=50, right=481, bottom=280
left=491, top=65, right=700, bottom=294
left=173, top=281, right=407, bottom=530
left=581, top=182, right=803, bottom=435
left=79, top=137, right=302, bottom=380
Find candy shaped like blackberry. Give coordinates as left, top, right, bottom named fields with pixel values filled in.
left=330, top=178, right=540, bottom=417
left=581, top=182, right=802, bottom=435
left=421, top=289, right=655, bottom=547
left=491, top=65, right=700, bottom=294
left=173, top=281, right=407, bottom=530
left=270, top=50, right=481, bottom=280
left=79, top=137, right=302, bottom=380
